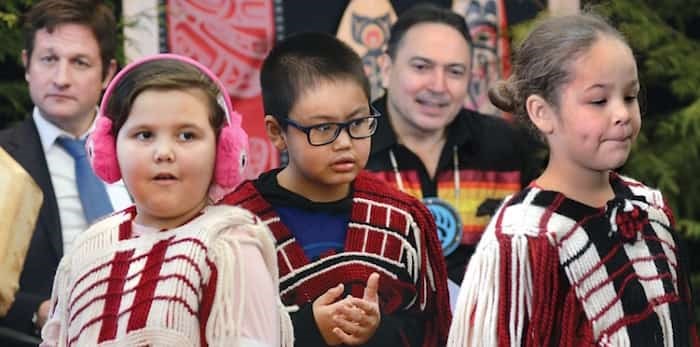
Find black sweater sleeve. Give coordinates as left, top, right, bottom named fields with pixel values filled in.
left=290, top=303, right=328, bottom=346
left=361, top=309, right=424, bottom=347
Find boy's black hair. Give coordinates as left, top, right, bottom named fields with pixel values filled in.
left=260, top=32, right=370, bottom=123
left=386, top=3, right=471, bottom=59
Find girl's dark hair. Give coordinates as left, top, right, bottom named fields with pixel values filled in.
left=488, top=13, right=628, bottom=140
left=104, top=59, right=226, bottom=137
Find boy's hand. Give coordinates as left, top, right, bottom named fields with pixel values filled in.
left=313, top=283, right=345, bottom=346
left=332, top=273, right=381, bottom=345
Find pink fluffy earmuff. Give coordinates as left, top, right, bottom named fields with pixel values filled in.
left=87, top=53, right=249, bottom=201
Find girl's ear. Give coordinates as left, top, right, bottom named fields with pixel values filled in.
left=264, top=115, right=287, bottom=151
left=526, top=94, right=556, bottom=135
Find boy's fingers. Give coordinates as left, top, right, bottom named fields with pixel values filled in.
left=335, top=304, right=364, bottom=322
left=344, top=297, right=379, bottom=317
left=332, top=320, right=366, bottom=345
left=316, top=283, right=344, bottom=305
left=363, top=273, right=380, bottom=302
left=333, top=315, right=359, bottom=332
left=332, top=326, right=356, bottom=344
left=337, top=308, right=374, bottom=328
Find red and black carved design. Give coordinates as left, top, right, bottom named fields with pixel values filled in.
left=166, top=0, right=279, bottom=177
left=167, top=0, right=274, bottom=98
left=458, top=0, right=511, bottom=116
left=350, top=12, right=393, bottom=100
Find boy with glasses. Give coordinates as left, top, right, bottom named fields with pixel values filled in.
left=222, top=32, right=451, bottom=346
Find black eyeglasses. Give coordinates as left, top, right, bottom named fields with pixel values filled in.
left=282, top=106, right=382, bottom=146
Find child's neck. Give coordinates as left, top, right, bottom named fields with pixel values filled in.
left=277, top=167, right=351, bottom=202
left=535, top=162, right=614, bottom=208
left=134, top=198, right=208, bottom=231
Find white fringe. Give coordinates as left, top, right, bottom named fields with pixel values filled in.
left=206, top=231, right=244, bottom=346
left=447, top=237, right=500, bottom=347
left=509, top=234, right=532, bottom=347
left=448, top=232, right=533, bottom=347
left=248, top=215, right=295, bottom=347
left=205, top=207, right=295, bottom=347
left=42, top=256, right=72, bottom=346
left=279, top=302, right=296, bottom=347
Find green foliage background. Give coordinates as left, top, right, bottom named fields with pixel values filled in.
left=0, top=0, right=33, bottom=127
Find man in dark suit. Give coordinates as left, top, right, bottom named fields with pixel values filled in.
left=0, top=1, right=131, bottom=344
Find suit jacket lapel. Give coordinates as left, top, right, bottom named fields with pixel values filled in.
left=7, top=117, right=63, bottom=258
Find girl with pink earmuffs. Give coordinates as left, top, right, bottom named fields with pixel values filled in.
left=40, top=54, right=293, bottom=347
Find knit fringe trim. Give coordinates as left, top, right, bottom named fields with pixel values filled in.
left=206, top=230, right=244, bottom=346
left=206, top=208, right=295, bottom=347
left=509, top=234, right=532, bottom=346
left=44, top=254, right=72, bottom=346
left=447, top=233, right=536, bottom=347
left=92, top=328, right=194, bottom=346
left=447, top=237, right=501, bottom=347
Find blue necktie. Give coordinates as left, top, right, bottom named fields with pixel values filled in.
left=56, top=137, right=114, bottom=223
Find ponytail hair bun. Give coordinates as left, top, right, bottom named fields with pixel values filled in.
left=488, top=79, right=518, bottom=114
